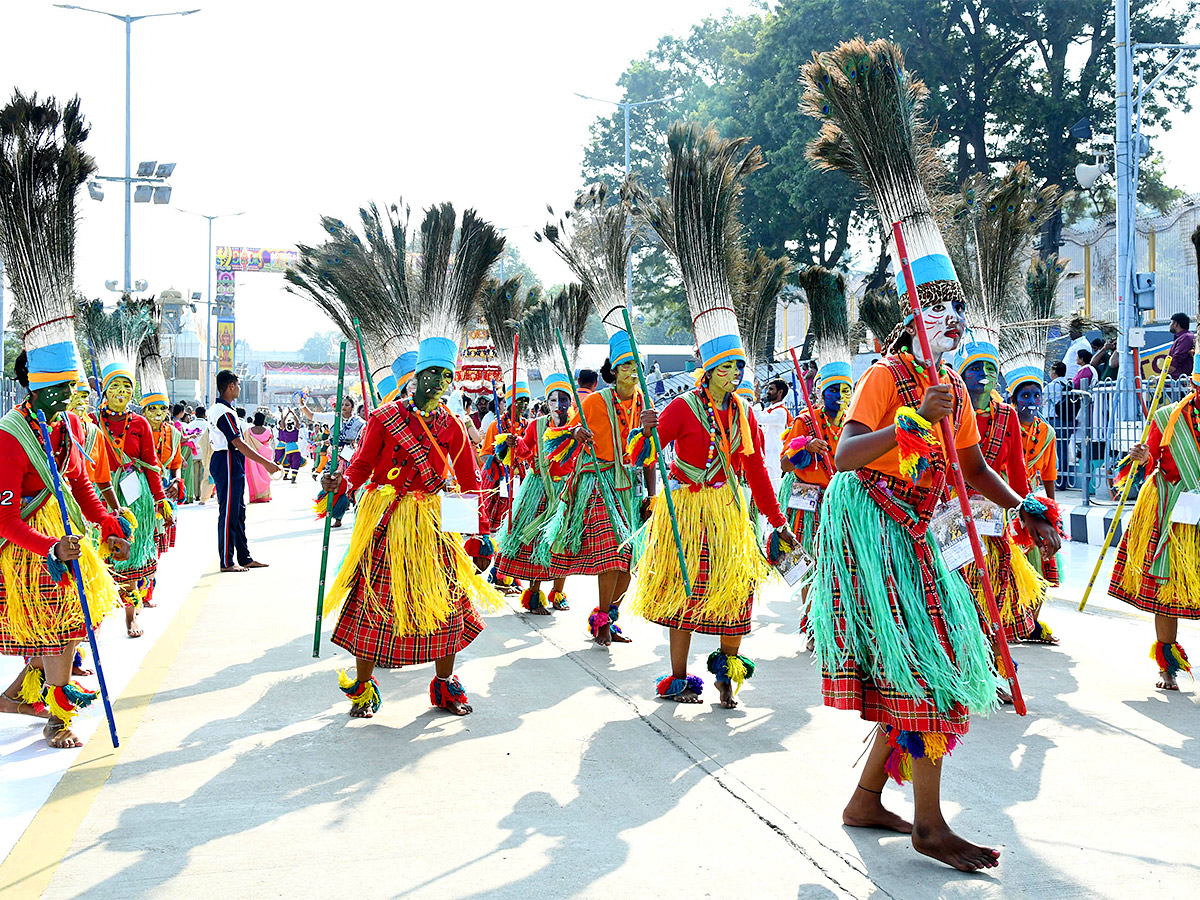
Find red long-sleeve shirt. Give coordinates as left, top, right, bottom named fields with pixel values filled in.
left=341, top=403, right=489, bottom=534
left=513, top=415, right=580, bottom=479
left=973, top=403, right=1031, bottom=498
left=655, top=392, right=786, bottom=528
left=98, top=410, right=167, bottom=503
left=0, top=411, right=113, bottom=557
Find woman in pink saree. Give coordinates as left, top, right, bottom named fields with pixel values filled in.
left=246, top=411, right=275, bottom=504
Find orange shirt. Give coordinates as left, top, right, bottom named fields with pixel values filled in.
left=154, top=422, right=184, bottom=470
left=81, top=418, right=111, bottom=485
left=845, top=360, right=979, bottom=485
left=780, top=410, right=841, bottom=488
left=581, top=387, right=643, bottom=464
left=1021, top=418, right=1057, bottom=490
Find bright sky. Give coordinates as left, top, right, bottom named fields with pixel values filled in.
left=4, top=1, right=1199, bottom=355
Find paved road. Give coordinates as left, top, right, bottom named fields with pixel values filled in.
left=2, top=483, right=1198, bottom=900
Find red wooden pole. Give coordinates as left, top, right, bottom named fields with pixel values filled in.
left=788, top=347, right=836, bottom=478
left=891, top=220, right=1026, bottom=716
left=506, top=330, right=520, bottom=532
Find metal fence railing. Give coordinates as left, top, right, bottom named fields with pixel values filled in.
left=1049, top=375, right=1195, bottom=505
left=0, top=379, right=17, bottom=415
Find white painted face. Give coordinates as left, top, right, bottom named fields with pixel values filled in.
left=916, top=295, right=967, bottom=355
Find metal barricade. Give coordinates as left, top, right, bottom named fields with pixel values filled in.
left=1052, top=375, right=1194, bottom=505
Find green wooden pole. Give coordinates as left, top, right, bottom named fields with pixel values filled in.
left=313, top=341, right=348, bottom=657
left=618, top=309, right=691, bottom=598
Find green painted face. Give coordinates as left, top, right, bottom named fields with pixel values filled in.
left=414, top=366, right=453, bottom=411
left=513, top=396, right=529, bottom=418
left=31, top=382, right=73, bottom=421
left=962, top=359, right=999, bottom=409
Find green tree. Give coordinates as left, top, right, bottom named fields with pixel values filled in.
left=492, top=242, right=542, bottom=289
left=299, top=331, right=337, bottom=363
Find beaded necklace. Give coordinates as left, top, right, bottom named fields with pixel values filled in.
left=699, top=387, right=734, bottom=469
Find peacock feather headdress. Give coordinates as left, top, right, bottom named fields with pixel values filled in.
left=942, top=162, right=1064, bottom=375
left=522, top=283, right=590, bottom=399
left=1001, top=254, right=1068, bottom=394
left=81, top=298, right=154, bottom=397
left=0, top=90, right=96, bottom=389
left=797, top=266, right=854, bottom=395
left=479, top=276, right=527, bottom=403
left=802, top=40, right=962, bottom=338
left=536, top=182, right=638, bottom=368
left=859, top=284, right=905, bottom=350
left=130, top=293, right=169, bottom=407
left=735, top=248, right=792, bottom=400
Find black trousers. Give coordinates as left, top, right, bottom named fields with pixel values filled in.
left=211, top=450, right=250, bottom=567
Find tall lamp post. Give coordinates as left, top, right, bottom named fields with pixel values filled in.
left=574, top=92, right=680, bottom=307
left=178, top=209, right=245, bottom=405
left=54, top=4, right=199, bottom=292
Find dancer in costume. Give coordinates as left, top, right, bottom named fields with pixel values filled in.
left=274, top=409, right=306, bottom=482
left=245, top=411, right=275, bottom=504
left=778, top=267, right=853, bottom=560
left=1108, top=342, right=1200, bottom=691
left=83, top=300, right=171, bottom=635
left=539, top=184, right=651, bottom=646
left=494, top=285, right=589, bottom=613
left=134, top=301, right=182, bottom=554
left=319, top=202, right=504, bottom=718
left=68, top=379, right=121, bottom=509
left=0, top=90, right=131, bottom=746
left=477, top=278, right=530, bottom=583
left=801, top=39, right=1060, bottom=871
left=629, top=123, right=794, bottom=709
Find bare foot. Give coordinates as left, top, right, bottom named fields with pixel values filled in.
left=998, top=687, right=1014, bottom=705
left=1157, top=670, right=1180, bottom=691
left=805, top=633, right=816, bottom=652
left=349, top=703, right=374, bottom=719
left=44, top=718, right=82, bottom=748
left=0, top=693, right=48, bottom=719
left=717, top=681, right=738, bottom=709
left=245, top=560, right=269, bottom=569
left=912, top=823, right=1000, bottom=872
left=331, top=519, right=342, bottom=529
left=221, top=564, right=248, bottom=573
left=593, top=623, right=631, bottom=645
left=439, top=698, right=473, bottom=716
left=842, top=786, right=913, bottom=834
left=72, top=662, right=94, bottom=677
left=141, top=597, right=157, bottom=608
left=126, top=606, right=144, bottom=638
left=527, top=604, right=551, bottom=616
left=666, top=688, right=702, bottom=704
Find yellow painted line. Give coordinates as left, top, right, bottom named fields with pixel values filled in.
left=0, top=569, right=217, bottom=900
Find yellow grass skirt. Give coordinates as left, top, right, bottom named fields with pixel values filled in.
left=0, top=503, right=121, bottom=649
left=323, top=485, right=503, bottom=636
left=1118, top=476, right=1200, bottom=612
left=629, top=485, right=774, bottom=626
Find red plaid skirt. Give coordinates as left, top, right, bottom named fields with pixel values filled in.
left=331, top=584, right=484, bottom=667
left=960, top=535, right=1038, bottom=641
left=649, top=547, right=752, bottom=636
left=155, top=528, right=170, bottom=555
left=0, top=569, right=89, bottom=657
left=1110, top=518, right=1200, bottom=618
left=495, top=487, right=567, bottom=582
left=484, top=492, right=512, bottom=533
left=563, top=489, right=632, bottom=576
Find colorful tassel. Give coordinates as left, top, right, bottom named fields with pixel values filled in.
left=101, top=512, right=132, bottom=543
left=894, top=406, right=939, bottom=484
left=45, top=549, right=68, bottom=586
left=588, top=606, right=623, bottom=638
left=625, top=427, right=656, bottom=467
left=1151, top=641, right=1191, bottom=678
left=882, top=726, right=960, bottom=785
left=1028, top=621, right=1055, bottom=644
left=463, top=536, right=494, bottom=558
left=42, top=680, right=99, bottom=730
left=429, top=675, right=469, bottom=710
left=117, top=506, right=138, bottom=535
left=548, top=590, right=569, bottom=610
left=337, top=670, right=382, bottom=713
left=786, top=435, right=814, bottom=469
left=520, top=588, right=547, bottom=611
left=1013, top=493, right=1063, bottom=548
left=16, top=665, right=45, bottom=709
left=767, top=528, right=793, bottom=564
left=544, top=427, right=577, bottom=465
left=655, top=673, right=705, bottom=699
left=492, top=433, right=514, bottom=468
left=706, top=650, right=757, bottom=693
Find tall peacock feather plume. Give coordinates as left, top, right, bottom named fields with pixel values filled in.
left=414, top=203, right=505, bottom=377
left=1001, top=254, right=1069, bottom=394
left=285, top=201, right=419, bottom=392
left=522, top=283, right=591, bottom=398
left=942, top=161, right=1064, bottom=377
left=797, top=266, right=854, bottom=397
left=638, top=121, right=764, bottom=376
left=479, top=276, right=526, bottom=401
left=536, top=182, right=637, bottom=367
left=736, top=248, right=793, bottom=398
left=129, top=293, right=169, bottom=408
left=802, top=39, right=962, bottom=338
left=859, top=284, right=905, bottom=349
left=81, top=298, right=154, bottom=398
left=0, top=90, right=96, bottom=389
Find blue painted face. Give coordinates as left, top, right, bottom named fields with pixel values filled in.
left=1014, top=383, right=1042, bottom=419
left=962, top=359, right=999, bottom=406
left=822, top=383, right=851, bottom=420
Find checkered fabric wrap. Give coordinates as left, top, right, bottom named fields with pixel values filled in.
left=496, top=485, right=572, bottom=581
left=649, top=547, right=752, bottom=636
left=376, top=404, right=451, bottom=492
left=0, top=567, right=88, bottom=656
left=483, top=491, right=511, bottom=533
left=960, top=535, right=1037, bottom=640
left=1110, top=500, right=1198, bottom=617
left=560, top=487, right=632, bottom=575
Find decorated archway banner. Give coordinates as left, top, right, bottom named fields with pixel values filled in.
left=214, top=247, right=300, bottom=368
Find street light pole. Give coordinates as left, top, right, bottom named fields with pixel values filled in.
left=54, top=5, right=199, bottom=291
left=575, top=91, right=680, bottom=308
left=178, top=209, right=244, bottom=406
